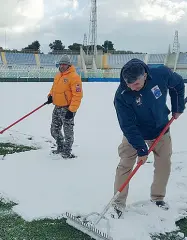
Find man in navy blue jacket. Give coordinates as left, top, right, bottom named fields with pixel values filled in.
left=111, top=58, right=185, bottom=219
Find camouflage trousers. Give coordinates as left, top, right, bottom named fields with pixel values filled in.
left=50, top=106, right=75, bottom=155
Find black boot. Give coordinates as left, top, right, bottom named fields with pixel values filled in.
left=151, top=200, right=169, bottom=210
left=61, top=152, right=77, bottom=159
left=52, top=145, right=63, bottom=154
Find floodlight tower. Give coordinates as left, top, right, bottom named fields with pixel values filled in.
left=88, top=0, right=97, bottom=56
left=172, top=30, right=180, bottom=53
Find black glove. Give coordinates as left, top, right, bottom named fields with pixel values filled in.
left=65, top=110, right=74, bottom=120
left=47, top=95, right=53, bottom=104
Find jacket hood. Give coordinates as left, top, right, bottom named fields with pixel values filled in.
left=120, top=58, right=152, bottom=91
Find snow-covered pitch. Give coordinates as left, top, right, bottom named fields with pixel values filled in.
left=0, top=82, right=187, bottom=240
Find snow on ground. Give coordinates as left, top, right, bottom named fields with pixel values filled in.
left=0, top=82, right=187, bottom=240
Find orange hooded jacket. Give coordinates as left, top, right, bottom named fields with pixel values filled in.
left=49, top=65, right=83, bottom=112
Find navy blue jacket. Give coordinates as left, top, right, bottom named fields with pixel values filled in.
left=114, top=59, right=185, bottom=156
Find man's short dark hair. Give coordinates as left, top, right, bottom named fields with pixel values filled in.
left=122, top=63, right=145, bottom=84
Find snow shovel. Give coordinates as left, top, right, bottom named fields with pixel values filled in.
left=66, top=98, right=187, bottom=240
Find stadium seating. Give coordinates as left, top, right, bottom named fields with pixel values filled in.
left=108, top=54, right=146, bottom=68
left=178, top=53, right=187, bottom=64
left=39, top=54, right=78, bottom=67
left=5, top=52, right=36, bottom=65
left=176, top=69, right=187, bottom=79
left=0, top=55, right=2, bottom=65
left=148, top=54, right=166, bottom=63
left=1, top=52, right=79, bottom=69
left=0, top=67, right=58, bottom=78
left=0, top=52, right=187, bottom=80
left=39, top=54, right=59, bottom=67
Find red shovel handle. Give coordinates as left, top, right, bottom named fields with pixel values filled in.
left=118, top=111, right=183, bottom=193
left=0, top=101, right=48, bottom=134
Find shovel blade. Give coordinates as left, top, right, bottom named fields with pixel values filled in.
left=66, top=212, right=113, bottom=240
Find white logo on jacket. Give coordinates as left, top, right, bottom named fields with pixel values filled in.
left=151, top=85, right=162, bottom=99
left=136, top=95, right=142, bottom=106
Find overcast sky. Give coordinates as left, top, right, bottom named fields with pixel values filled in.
left=0, top=0, right=186, bottom=54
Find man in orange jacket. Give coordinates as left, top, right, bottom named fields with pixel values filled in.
left=47, top=55, right=83, bottom=158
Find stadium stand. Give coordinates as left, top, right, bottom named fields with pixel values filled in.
left=39, top=54, right=59, bottom=67
left=0, top=51, right=187, bottom=80
left=0, top=66, right=58, bottom=78
left=178, top=53, right=187, bottom=64
left=39, top=54, right=78, bottom=67
left=108, top=54, right=146, bottom=68
left=2, top=52, right=78, bottom=68
left=148, top=54, right=166, bottom=64
left=176, top=69, right=187, bottom=79
left=5, top=52, right=36, bottom=66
